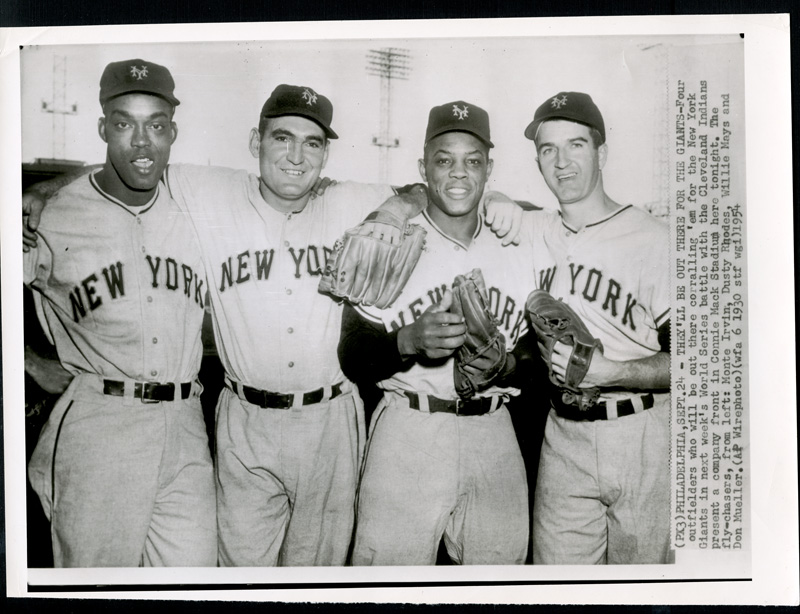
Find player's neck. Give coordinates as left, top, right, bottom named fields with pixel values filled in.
left=426, top=205, right=479, bottom=245
left=559, top=191, right=622, bottom=231
left=258, top=181, right=312, bottom=215
left=95, top=166, right=158, bottom=207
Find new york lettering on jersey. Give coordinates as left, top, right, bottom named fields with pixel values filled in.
left=535, top=205, right=669, bottom=359
left=217, top=241, right=335, bottom=292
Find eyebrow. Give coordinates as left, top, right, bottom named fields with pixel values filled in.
left=109, top=109, right=170, bottom=121
left=431, top=148, right=486, bottom=157
left=537, top=136, right=589, bottom=149
left=270, top=128, right=325, bottom=144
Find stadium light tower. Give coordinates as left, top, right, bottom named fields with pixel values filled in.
left=366, top=48, right=411, bottom=184
left=41, top=55, right=78, bottom=160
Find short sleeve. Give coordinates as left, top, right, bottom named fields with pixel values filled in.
left=23, top=237, right=52, bottom=287
left=646, top=220, right=671, bottom=327
left=323, top=182, right=396, bottom=228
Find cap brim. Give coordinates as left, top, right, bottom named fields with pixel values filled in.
left=263, top=111, right=338, bottom=139
left=101, top=88, right=180, bottom=107
left=426, top=128, right=493, bottom=148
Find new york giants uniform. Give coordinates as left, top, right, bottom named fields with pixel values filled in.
left=25, top=171, right=216, bottom=567
left=529, top=205, right=671, bottom=564
left=164, top=164, right=394, bottom=566
left=351, top=210, right=535, bottom=565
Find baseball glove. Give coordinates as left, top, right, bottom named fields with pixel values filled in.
left=525, top=289, right=603, bottom=411
left=319, top=209, right=426, bottom=309
left=450, top=269, right=507, bottom=400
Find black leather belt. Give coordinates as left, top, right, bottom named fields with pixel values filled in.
left=553, top=393, right=654, bottom=421
left=404, top=391, right=499, bottom=416
left=103, top=380, right=192, bottom=403
left=229, top=381, right=343, bottom=409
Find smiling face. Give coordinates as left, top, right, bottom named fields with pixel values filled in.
left=419, top=131, right=493, bottom=223
left=97, top=93, right=177, bottom=206
left=535, top=119, right=607, bottom=205
left=250, top=115, right=329, bottom=211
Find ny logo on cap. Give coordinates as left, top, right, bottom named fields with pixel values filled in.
left=452, top=104, right=469, bottom=120
left=551, top=95, right=568, bottom=109
left=302, top=88, right=318, bottom=106
left=129, top=66, right=149, bottom=81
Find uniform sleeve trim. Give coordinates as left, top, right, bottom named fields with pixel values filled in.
left=654, top=307, right=671, bottom=327
left=354, top=304, right=385, bottom=326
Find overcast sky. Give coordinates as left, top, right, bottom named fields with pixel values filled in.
left=20, top=35, right=738, bottom=210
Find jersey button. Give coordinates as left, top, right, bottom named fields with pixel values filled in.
left=284, top=241, right=290, bottom=247
left=287, top=327, right=294, bottom=334
left=147, top=296, right=153, bottom=303
left=141, top=246, right=146, bottom=253
left=288, top=361, right=295, bottom=368
left=150, top=369, right=157, bottom=377
left=286, top=289, right=292, bottom=295
left=152, top=337, right=158, bottom=344
left=137, top=218, right=142, bottom=225
left=454, top=245, right=460, bottom=251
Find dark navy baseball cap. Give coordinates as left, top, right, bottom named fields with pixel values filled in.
left=425, top=100, right=494, bottom=148
left=524, top=92, right=605, bottom=144
left=260, top=84, right=338, bottom=139
left=99, top=59, right=180, bottom=106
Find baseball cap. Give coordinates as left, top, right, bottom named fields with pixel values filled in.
left=425, top=100, right=494, bottom=148
left=524, top=92, right=605, bottom=144
left=260, top=84, right=338, bottom=139
left=99, top=59, right=180, bottom=106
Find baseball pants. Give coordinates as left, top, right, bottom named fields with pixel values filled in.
left=533, top=395, right=671, bottom=564
left=215, top=383, right=365, bottom=566
left=28, top=374, right=217, bottom=567
left=352, top=393, right=529, bottom=566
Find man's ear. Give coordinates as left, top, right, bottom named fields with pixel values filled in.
left=98, top=117, right=107, bottom=143
left=536, top=157, right=542, bottom=175
left=169, top=121, right=178, bottom=145
left=598, top=143, right=609, bottom=170
left=418, top=158, right=427, bottom=183
left=248, top=128, right=261, bottom=159
left=486, top=157, right=494, bottom=179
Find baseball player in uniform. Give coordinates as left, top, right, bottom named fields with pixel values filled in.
left=524, top=92, right=671, bottom=564
left=160, top=85, right=404, bottom=566
left=24, top=60, right=217, bottom=567
left=339, top=101, right=534, bottom=565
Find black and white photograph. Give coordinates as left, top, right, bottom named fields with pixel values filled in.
left=0, top=15, right=795, bottom=605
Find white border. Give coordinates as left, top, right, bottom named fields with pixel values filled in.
left=1, top=15, right=796, bottom=605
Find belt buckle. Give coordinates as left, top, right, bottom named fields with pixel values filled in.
left=454, top=398, right=463, bottom=415
left=139, top=382, right=163, bottom=404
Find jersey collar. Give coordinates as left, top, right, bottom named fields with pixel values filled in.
left=89, top=168, right=161, bottom=216
left=559, top=204, right=633, bottom=234
left=421, top=208, right=483, bottom=251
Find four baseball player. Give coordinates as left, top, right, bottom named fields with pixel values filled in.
left=22, top=60, right=671, bottom=567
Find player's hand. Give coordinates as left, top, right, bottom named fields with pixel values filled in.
left=484, top=191, right=523, bottom=246
left=24, top=346, right=73, bottom=394
left=549, top=340, right=617, bottom=388
left=397, top=289, right=467, bottom=360
left=23, top=192, right=46, bottom=252
left=310, top=176, right=336, bottom=198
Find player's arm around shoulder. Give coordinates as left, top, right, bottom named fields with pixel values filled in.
left=163, top=163, right=252, bottom=213
left=22, top=164, right=102, bottom=252
left=482, top=191, right=540, bottom=247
